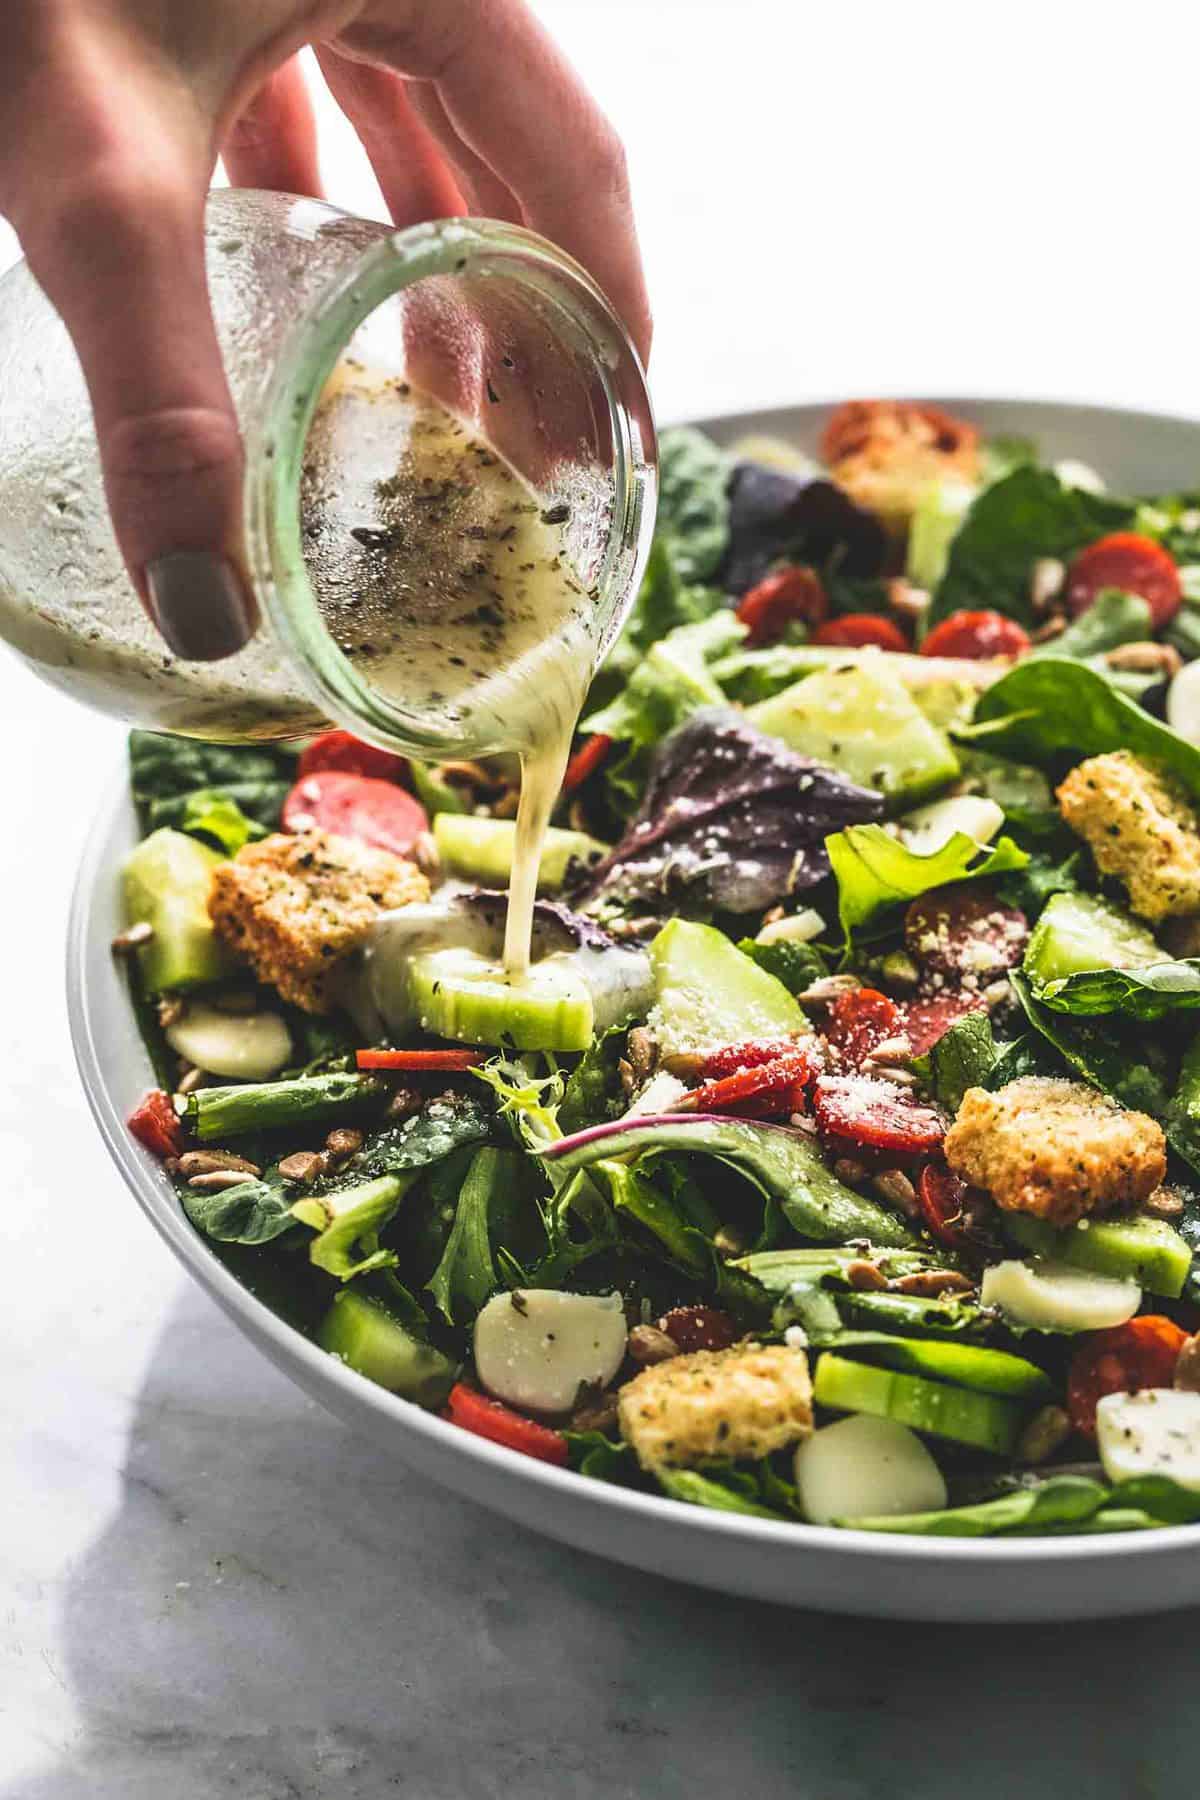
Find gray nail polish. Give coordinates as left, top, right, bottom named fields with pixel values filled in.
left=144, top=552, right=255, bottom=662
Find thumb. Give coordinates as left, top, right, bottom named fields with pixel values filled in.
left=19, top=158, right=255, bottom=661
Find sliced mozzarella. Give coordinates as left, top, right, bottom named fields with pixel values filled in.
left=1096, top=1388, right=1200, bottom=1493
left=756, top=908, right=825, bottom=946
left=1053, top=458, right=1106, bottom=495
left=794, top=1415, right=947, bottom=1525
left=166, top=1003, right=292, bottom=1080
left=474, top=1289, right=627, bottom=1415
left=899, top=795, right=1003, bottom=858
left=1167, top=660, right=1200, bottom=747
left=980, top=1258, right=1140, bottom=1332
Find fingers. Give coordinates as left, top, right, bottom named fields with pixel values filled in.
left=222, top=57, right=323, bottom=197
left=314, top=49, right=464, bottom=226
left=17, top=149, right=254, bottom=659
left=402, top=82, right=522, bottom=223
left=348, top=0, right=652, bottom=362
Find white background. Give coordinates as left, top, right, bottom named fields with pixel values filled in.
left=2, top=3, right=1199, bottom=1790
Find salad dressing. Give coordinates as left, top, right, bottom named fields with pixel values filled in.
left=300, top=369, right=596, bottom=977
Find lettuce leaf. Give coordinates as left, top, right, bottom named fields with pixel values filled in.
left=721, top=459, right=887, bottom=595
left=655, top=1468, right=786, bottom=1520
left=129, top=730, right=294, bottom=832
left=574, top=708, right=883, bottom=919
left=929, top=466, right=1134, bottom=628
left=840, top=1474, right=1108, bottom=1535
left=921, top=1009, right=997, bottom=1113
left=426, top=1146, right=539, bottom=1324
left=1034, top=959, right=1200, bottom=1021
left=178, top=788, right=269, bottom=856
left=825, top=823, right=1029, bottom=936
left=1026, top=587, right=1151, bottom=661
left=974, top=657, right=1200, bottom=800
left=1010, top=972, right=1177, bottom=1121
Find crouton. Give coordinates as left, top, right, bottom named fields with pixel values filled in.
left=618, top=1342, right=813, bottom=1471
left=944, top=1075, right=1166, bottom=1228
left=209, top=829, right=428, bottom=1013
left=821, top=399, right=980, bottom=532
left=1057, top=751, right=1200, bottom=921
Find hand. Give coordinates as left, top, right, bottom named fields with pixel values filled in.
left=0, top=3, right=649, bottom=659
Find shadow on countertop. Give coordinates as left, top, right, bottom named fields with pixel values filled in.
left=10, top=1278, right=1196, bottom=1800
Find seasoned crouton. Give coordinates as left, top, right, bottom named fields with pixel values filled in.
left=944, top=1075, right=1166, bottom=1228
left=1057, top=751, right=1200, bottom=921
left=618, top=1343, right=813, bottom=1471
left=821, top=399, right=980, bottom=532
left=209, top=829, right=428, bottom=1013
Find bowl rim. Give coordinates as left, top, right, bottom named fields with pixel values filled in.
left=69, top=392, right=1200, bottom=1570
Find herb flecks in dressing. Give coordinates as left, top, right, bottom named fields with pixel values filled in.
left=302, top=372, right=595, bottom=979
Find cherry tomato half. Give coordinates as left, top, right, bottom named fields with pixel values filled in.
left=1067, top=1316, right=1188, bottom=1438
left=658, top=1306, right=740, bottom=1353
left=1065, top=533, right=1182, bottom=631
left=735, top=566, right=829, bottom=645
left=283, top=770, right=429, bottom=857
left=811, top=613, right=909, bottom=652
left=920, top=609, right=1031, bottom=660
left=128, top=1089, right=184, bottom=1160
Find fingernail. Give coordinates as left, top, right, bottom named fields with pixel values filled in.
left=144, top=552, right=255, bottom=661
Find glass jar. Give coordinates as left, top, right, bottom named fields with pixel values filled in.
left=0, top=189, right=657, bottom=751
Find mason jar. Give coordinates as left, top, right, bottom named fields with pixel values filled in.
left=0, top=188, right=657, bottom=751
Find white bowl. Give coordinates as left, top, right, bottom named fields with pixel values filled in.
left=69, top=398, right=1200, bottom=1621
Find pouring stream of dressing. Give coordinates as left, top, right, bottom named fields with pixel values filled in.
left=301, top=369, right=596, bottom=979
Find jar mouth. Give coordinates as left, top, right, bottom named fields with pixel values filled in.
left=244, top=216, right=657, bottom=759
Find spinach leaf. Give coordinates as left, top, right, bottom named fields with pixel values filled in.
left=841, top=1474, right=1108, bottom=1535
left=178, top=788, right=268, bottom=856
left=1137, top=493, right=1200, bottom=564
left=427, top=1146, right=523, bottom=1324
left=1010, top=972, right=1176, bottom=1119
left=656, top=426, right=732, bottom=582
left=181, top=1168, right=297, bottom=1246
left=737, top=936, right=830, bottom=995
left=129, top=730, right=294, bottom=832
left=974, top=657, right=1200, bottom=800
left=1166, top=1035, right=1200, bottom=1181
left=826, top=823, right=1029, bottom=937
left=994, top=843, right=1084, bottom=916
left=588, top=1159, right=770, bottom=1323
left=1027, top=588, right=1151, bottom=661
left=617, top=536, right=724, bottom=663
left=575, top=708, right=883, bottom=920
left=929, top=467, right=1134, bottom=628
left=355, top=1094, right=490, bottom=1180
left=1035, top=959, right=1200, bottom=1021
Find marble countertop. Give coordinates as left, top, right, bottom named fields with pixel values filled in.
left=4, top=7, right=1200, bottom=1793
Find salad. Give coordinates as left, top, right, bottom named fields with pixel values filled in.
left=114, top=398, right=1200, bottom=1539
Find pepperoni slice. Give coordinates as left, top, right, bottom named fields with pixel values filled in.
left=904, top=885, right=1028, bottom=982
left=812, top=1074, right=945, bottom=1155
left=282, top=770, right=429, bottom=857
left=811, top=613, right=909, bottom=652
left=297, top=729, right=410, bottom=783
left=823, top=988, right=904, bottom=1066
left=1066, top=1317, right=1188, bottom=1438
left=920, top=610, right=1031, bottom=661
left=1065, top=533, right=1182, bottom=632
left=902, top=991, right=989, bottom=1057
left=735, top=566, right=829, bottom=645
left=658, top=1306, right=740, bottom=1353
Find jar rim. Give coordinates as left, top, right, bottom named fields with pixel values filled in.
left=243, top=215, right=657, bottom=759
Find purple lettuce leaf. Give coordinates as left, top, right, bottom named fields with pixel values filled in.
left=571, top=708, right=884, bottom=918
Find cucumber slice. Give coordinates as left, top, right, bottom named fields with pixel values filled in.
left=813, top=1352, right=1025, bottom=1455
left=1024, top=892, right=1161, bottom=988
left=906, top=477, right=976, bottom=592
left=832, top=1334, right=1051, bottom=1400
left=410, top=946, right=594, bottom=1051
left=318, top=1290, right=456, bottom=1405
left=122, top=827, right=235, bottom=992
left=1004, top=1211, right=1192, bottom=1300
left=748, top=664, right=959, bottom=804
left=165, top=1002, right=291, bottom=1080
left=433, top=814, right=608, bottom=892
left=649, top=918, right=808, bottom=1055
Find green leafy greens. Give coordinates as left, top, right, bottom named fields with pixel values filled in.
left=825, top=823, right=1028, bottom=937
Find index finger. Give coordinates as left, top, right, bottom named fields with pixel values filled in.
left=350, top=0, right=652, bottom=363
